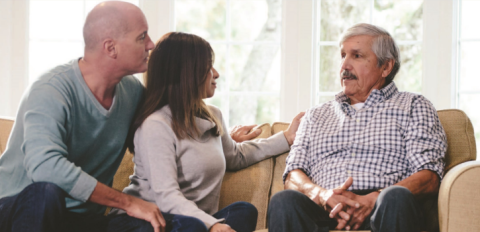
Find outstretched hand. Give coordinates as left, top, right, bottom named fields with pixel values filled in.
left=230, top=125, right=262, bottom=143
left=284, top=112, right=305, bottom=146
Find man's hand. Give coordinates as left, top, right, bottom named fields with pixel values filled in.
left=229, top=125, right=261, bottom=143
left=329, top=177, right=378, bottom=230
left=88, top=182, right=166, bottom=232
left=125, top=196, right=166, bottom=232
left=283, top=112, right=305, bottom=146
left=210, top=223, right=235, bottom=232
left=332, top=189, right=378, bottom=230
left=316, top=177, right=359, bottom=229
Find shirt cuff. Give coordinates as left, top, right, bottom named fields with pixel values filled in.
left=69, top=171, right=98, bottom=202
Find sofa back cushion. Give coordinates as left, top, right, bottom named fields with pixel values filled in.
left=0, top=117, right=14, bottom=155
left=270, top=122, right=290, bottom=199
left=219, top=123, right=274, bottom=230
left=437, top=109, right=476, bottom=171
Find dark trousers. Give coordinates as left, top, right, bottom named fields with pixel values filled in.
left=110, top=201, right=258, bottom=232
left=0, top=182, right=68, bottom=232
left=267, top=186, right=424, bottom=232
left=0, top=182, right=257, bottom=232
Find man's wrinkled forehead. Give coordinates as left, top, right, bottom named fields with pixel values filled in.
left=340, top=35, right=374, bottom=52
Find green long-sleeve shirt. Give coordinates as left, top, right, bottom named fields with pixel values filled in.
left=0, top=59, right=143, bottom=214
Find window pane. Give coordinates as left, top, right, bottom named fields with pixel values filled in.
left=176, top=0, right=281, bottom=127
left=461, top=0, right=480, bottom=40
left=394, top=44, right=422, bottom=93
left=256, top=95, right=280, bottom=124
left=458, top=93, right=480, bottom=150
left=459, top=42, right=480, bottom=92
left=318, top=45, right=342, bottom=93
left=373, top=0, right=423, bottom=41
left=228, top=95, right=279, bottom=126
left=229, top=44, right=280, bottom=92
left=175, top=0, right=227, bottom=40
left=205, top=93, right=229, bottom=120
left=231, top=0, right=280, bottom=42
left=30, top=0, right=85, bottom=41
left=320, top=0, right=370, bottom=42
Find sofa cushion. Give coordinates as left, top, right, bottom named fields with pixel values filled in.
left=270, top=122, right=290, bottom=199
left=112, top=149, right=135, bottom=192
left=437, top=109, right=476, bottom=172
left=0, top=117, right=14, bottom=155
left=219, top=123, right=273, bottom=230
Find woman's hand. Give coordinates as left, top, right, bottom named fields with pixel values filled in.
left=284, top=112, right=305, bottom=146
left=230, top=125, right=262, bottom=143
left=210, top=223, right=236, bottom=232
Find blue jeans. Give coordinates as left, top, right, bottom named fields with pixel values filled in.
left=267, top=186, right=424, bottom=232
left=109, top=201, right=258, bottom=232
left=108, top=212, right=207, bottom=232
left=0, top=182, right=111, bottom=232
left=213, top=201, right=258, bottom=232
left=0, top=182, right=257, bottom=232
left=0, top=182, right=67, bottom=232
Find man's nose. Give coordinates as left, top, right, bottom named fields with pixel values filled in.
left=146, top=35, right=155, bottom=51
left=341, top=55, right=352, bottom=71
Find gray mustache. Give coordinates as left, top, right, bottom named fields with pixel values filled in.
left=341, top=70, right=357, bottom=79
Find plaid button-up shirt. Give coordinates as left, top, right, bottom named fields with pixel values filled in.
left=284, top=82, right=447, bottom=190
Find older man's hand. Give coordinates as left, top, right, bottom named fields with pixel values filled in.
left=229, top=125, right=261, bottom=143
left=330, top=178, right=379, bottom=230
left=314, top=177, right=360, bottom=229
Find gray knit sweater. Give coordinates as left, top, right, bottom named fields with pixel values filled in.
left=110, top=105, right=289, bottom=228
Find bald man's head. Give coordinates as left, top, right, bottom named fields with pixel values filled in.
left=83, top=1, right=143, bottom=51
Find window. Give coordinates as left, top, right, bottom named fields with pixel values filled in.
left=314, top=0, right=423, bottom=104
left=455, top=0, right=480, bottom=149
left=174, top=0, right=282, bottom=127
left=28, top=0, right=139, bottom=83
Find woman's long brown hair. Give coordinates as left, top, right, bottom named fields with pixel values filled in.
left=127, top=32, right=223, bottom=153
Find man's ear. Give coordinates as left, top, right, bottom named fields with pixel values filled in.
left=103, top=39, right=117, bottom=59
left=381, top=59, right=395, bottom=78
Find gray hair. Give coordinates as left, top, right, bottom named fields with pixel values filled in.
left=339, top=23, right=401, bottom=85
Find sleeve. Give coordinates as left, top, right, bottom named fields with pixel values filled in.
left=134, top=118, right=223, bottom=229
left=283, top=108, right=314, bottom=183
left=21, top=83, right=97, bottom=202
left=404, top=96, right=447, bottom=181
left=218, top=112, right=290, bottom=171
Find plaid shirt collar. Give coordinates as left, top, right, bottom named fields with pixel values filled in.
left=335, top=82, right=399, bottom=116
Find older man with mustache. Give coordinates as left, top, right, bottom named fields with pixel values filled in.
left=267, top=23, right=447, bottom=232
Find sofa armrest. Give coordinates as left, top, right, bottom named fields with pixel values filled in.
left=438, top=161, right=480, bottom=232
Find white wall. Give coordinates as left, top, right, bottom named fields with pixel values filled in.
left=0, top=0, right=29, bottom=118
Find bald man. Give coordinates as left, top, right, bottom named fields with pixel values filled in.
left=0, top=2, right=177, bottom=232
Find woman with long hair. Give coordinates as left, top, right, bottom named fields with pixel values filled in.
left=110, top=32, right=303, bottom=232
